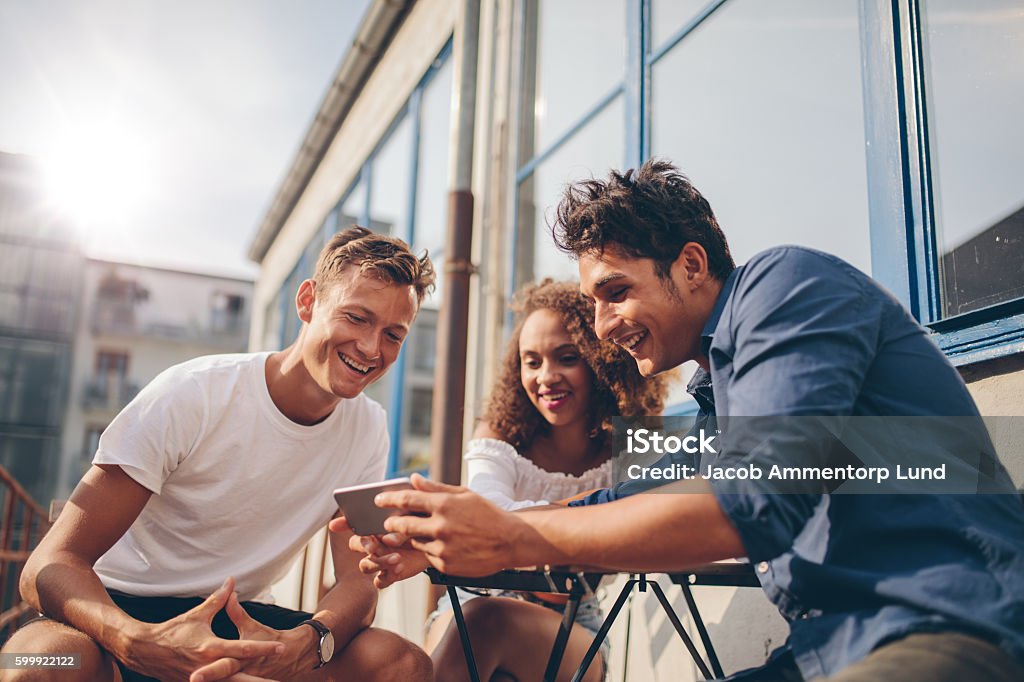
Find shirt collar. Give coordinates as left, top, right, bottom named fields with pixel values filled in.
left=699, top=267, right=740, bottom=357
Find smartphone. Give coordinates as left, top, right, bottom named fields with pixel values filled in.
left=333, top=477, right=414, bottom=536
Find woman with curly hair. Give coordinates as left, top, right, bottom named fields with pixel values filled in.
left=361, top=279, right=667, bottom=681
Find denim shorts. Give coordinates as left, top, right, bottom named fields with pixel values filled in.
left=428, top=586, right=611, bottom=676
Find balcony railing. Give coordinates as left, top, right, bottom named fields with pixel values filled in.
left=81, top=376, right=140, bottom=411
left=0, top=466, right=51, bottom=642
left=90, top=304, right=248, bottom=348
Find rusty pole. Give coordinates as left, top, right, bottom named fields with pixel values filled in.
left=429, top=0, right=480, bottom=487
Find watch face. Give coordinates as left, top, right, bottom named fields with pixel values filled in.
left=321, top=630, right=335, bottom=663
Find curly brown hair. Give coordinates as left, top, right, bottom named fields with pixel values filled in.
left=481, top=279, right=668, bottom=451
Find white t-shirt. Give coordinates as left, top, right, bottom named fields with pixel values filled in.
left=463, top=438, right=612, bottom=511
left=93, top=352, right=388, bottom=602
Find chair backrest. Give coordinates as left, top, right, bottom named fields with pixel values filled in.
left=297, top=525, right=334, bottom=611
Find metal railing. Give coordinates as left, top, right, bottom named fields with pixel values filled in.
left=81, top=375, right=141, bottom=411
left=0, top=466, right=51, bottom=643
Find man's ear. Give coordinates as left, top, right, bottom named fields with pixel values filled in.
left=672, top=242, right=710, bottom=290
left=296, top=279, right=316, bottom=323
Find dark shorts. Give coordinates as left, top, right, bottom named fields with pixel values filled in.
left=106, top=589, right=312, bottom=682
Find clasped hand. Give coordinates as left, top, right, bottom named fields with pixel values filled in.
left=124, top=577, right=314, bottom=682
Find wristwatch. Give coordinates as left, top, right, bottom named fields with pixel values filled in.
left=300, top=619, right=335, bottom=669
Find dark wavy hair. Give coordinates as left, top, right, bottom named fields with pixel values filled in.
left=552, top=159, right=735, bottom=282
left=481, top=279, right=667, bottom=451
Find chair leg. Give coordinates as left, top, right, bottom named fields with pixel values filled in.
left=447, top=586, right=481, bottom=682
left=680, top=582, right=725, bottom=678
left=543, top=592, right=582, bottom=682
left=570, top=577, right=638, bottom=682
left=649, top=580, right=715, bottom=680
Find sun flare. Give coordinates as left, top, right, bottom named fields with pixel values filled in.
left=41, top=116, right=156, bottom=229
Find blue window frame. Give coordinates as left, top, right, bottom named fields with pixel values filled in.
left=512, top=0, right=1024, bottom=369
left=861, top=0, right=1024, bottom=364
left=273, top=40, right=452, bottom=475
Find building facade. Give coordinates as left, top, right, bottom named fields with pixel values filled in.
left=0, top=152, right=83, bottom=507
left=249, top=1, right=1024, bottom=678
left=58, top=259, right=253, bottom=497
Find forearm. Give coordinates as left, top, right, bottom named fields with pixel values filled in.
left=22, top=550, right=144, bottom=658
left=510, top=481, right=745, bottom=572
left=313, top=579, right=377, bottom=649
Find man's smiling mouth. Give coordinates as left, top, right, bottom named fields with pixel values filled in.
left=618, top=330, right=647, bottom=351
left=339, top=352, right=372, bottom=374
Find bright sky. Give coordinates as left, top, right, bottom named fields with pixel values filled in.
left=0, top=0, right=371, bottom=278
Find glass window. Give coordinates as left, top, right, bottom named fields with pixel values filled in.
left=650, top=0, right=714, bottom=50
left=29, top=248, right=79, bottom=296
left=264, top=45, right=452, bottom=474
left=368, top=115, right=413, bottom=239
left=0, top=290, right=20, bottom=329
left=1, top=340, right=64, bottom=427
left=517, top=96, right=626, bottom=286
left=922, top=0, right=1024, bottom=317
left=279, top=266, right=303, bottom=346
left=651, top=0, right=870, bottom=274
left=83, top=424, right=105, bottom=460
left=528, top=0, right=628, bottom=155
left=388, top=57, right=454, bottom=473
left=262, top=296, right=281, bottom=351
left=0, top=431, right=59, bottom=508
left=321, top=203, right=339, bottom=242
left=414, top=58, right=453, bottom=309
left=301, top=232, right=325, bottom=281
left=406, top=386, right=434, bottom=438
left=0, top=243, right=31, bottom=290
left=338, top=179, right=366, bottom=232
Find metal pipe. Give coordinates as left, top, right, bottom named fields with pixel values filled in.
left=429, top=0, right=481, bottom=486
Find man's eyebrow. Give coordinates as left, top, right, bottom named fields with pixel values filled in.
left=346, top=305, right=377, bottom=320
left=593, top=273, right=627, bottom=293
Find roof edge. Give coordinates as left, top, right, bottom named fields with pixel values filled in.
left=246, top=0, right=414, bottom=264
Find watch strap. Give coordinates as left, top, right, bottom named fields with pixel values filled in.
left=300, top=619, right=331, bottom=668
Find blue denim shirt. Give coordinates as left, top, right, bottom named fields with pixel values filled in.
left=572, top=246, right=1024, bottom=678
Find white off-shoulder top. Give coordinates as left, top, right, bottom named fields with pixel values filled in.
left=464, top=437, right=613, bottom=511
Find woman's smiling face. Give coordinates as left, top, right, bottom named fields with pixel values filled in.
left=519, top=308, right=594, bottom=428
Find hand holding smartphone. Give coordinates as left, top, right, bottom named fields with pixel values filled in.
left=333, top=477, right=413, bottom=536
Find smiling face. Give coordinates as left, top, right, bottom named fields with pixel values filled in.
left=518, top=308, right=594, bottom=428
left=579, top=243, right=718, bottom=377
left=297, top=267, right=418, bottom=401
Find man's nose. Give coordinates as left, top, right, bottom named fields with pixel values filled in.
left=355, top=331, right=381, bottom=360
left=594, top=301, right=617, bottom=341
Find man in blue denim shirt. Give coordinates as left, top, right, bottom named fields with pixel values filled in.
left=356, top=160, right=1024, bottom=680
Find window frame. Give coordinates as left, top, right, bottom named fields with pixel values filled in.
left=272, top=39, right=453, bottom=475
left=861, top=0, right=1024, bottom=365
left=509, top=0, right=1024, bottom=370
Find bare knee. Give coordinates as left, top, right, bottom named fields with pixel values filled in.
left=458, top=597, right=508, bottom=637
left=0, top=620, right=116, bottom=682
left=431, top=599, right=514, bottom=682
left=332, top=627, right=431, bottom=682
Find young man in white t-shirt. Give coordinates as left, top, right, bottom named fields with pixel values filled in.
left=7, top=227, right=435, bottom=682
